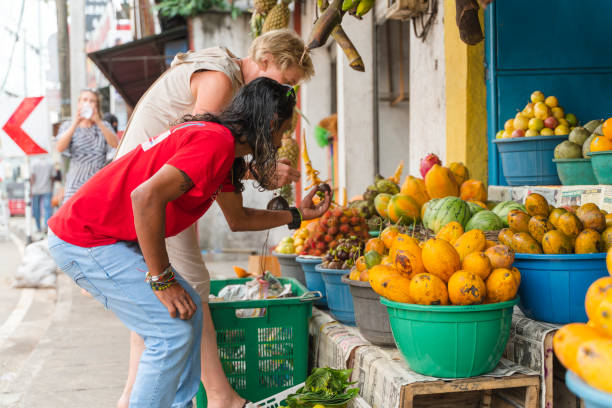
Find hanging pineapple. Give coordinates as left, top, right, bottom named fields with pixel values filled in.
left=262, top=0, right=292, bottom=33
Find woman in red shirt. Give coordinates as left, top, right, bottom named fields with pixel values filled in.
left=47, top=78, right=330, bottom=408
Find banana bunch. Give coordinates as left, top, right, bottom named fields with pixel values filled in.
left=341, top=0, right=374, bottom=18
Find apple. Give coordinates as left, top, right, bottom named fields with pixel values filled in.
left=531, top=91, right=545, bottom=103
left=544, top=116, right=559, bottom=129
left=528, top=118, right=544, bottom=131
left=534, top=102, right=550, bottom=120
left=525, top=129, right=539, bottom=137
left=541, top=128, right=554, bottom=136
left=566, top=113, right=578, bottom=127
left=504, top=119, right=515, bottom=132
left=512, top=129, right=525, bottom=138
left=522, top=103, right=535, bottom=118
left=513, top=114, right=529, bottom=130
left=545, top=95, right=558, bottom=108
left=551, top=106, right=565, bottom=119
left=555, top=124, right=570, bottom=135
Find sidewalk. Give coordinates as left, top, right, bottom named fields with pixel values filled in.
left=0, top=222, right=248, bottom=408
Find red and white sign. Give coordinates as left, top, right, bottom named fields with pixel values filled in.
left=0, top=96, right=50, bottom=157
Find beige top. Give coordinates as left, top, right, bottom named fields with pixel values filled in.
left=115, top=46, right=244, bottom=158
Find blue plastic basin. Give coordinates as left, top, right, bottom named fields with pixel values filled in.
left=513, top=253, right=608, bottom=324
left=316, top=265, right=356, bottom=326
left=493, top=135, right=567, bottom=185
left=590, top=151, right=612, bottom=185
left=296, top=256, right=326, bottom=307
left=566, top=371, right=612, bottom=408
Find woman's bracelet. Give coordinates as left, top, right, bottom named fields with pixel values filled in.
left=146, top=265, right=177, bottom=291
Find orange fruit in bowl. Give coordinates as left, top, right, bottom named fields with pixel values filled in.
left=602, top=118, right=612, bottom=140
left=591, top=136, right=612, bottom=152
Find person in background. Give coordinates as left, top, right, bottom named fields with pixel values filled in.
left=30, top=155, right=55, bottom=236
left=55, top=89, right=118, bottom=203
left=103, top=112, right=119, bottom=133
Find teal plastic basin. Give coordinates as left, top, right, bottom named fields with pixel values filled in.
left=553, top=158, right=598, bottom=185
left=590, top=151, right=612, bottom=184
left=566, top=371, right=612, bottom=408
left=381, top=297, right=519, bottom=378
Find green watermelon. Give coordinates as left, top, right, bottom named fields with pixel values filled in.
left=465, top=210, right=504, bottom=231
left=426, top=197, right=471, bottom=233
left=492, top=201, right=527, bottom=227
left=422, top=198, right=441, bottom=229
left=467, top=201, right=485, bottom=217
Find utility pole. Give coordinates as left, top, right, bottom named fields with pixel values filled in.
left=55, top=0, right=71, bottom=119
left=69, top=0, right=86, bottom=117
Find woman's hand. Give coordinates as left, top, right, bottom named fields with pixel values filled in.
left=72, top=108, right=84, bottom=127
left=270, top=159, right=300, bottom=189
left=299, top=186, right=331, bottom=220
left=91, top=104, right=102, bottom=124
left=153, top=282, right=198, bottom=320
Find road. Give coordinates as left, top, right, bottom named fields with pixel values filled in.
left=0, top=227, right=248, bottom=408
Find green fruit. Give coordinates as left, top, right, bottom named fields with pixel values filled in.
left=364, top=250, right=382, bottom=268
left=492, top=201, right=527, bottom=227
left=565, top=113, right=578, bottom=127
left=584, top=119, right=603, bottom=134
left=568, top=126, right=590, bottom=146
left=583, top=134, right=596, bottom=158
left=465, top=210, right=504, bottom=231
left=375, top=179, right=400, bottom=195
left=594, top=123, right=604, bottom=136
left=554, top=140, right=582, bottom=159
left=424, top=197, right=471, bottom=233
left=467, top=201, right=485, bottom=217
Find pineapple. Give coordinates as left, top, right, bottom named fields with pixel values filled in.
left=254, top=0, right=278, bottom=14
left=277, top=135, right=299, bottom=204
left=250, top=12, right=265, bottom=38
left=262, top=0, right=291, bottom=33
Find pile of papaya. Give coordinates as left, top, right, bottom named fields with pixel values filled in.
left=553, top=247, right=612, bottom=393
left=348, top=224, right=520, bottom=306
left=497, top=193, right=612, bottom=254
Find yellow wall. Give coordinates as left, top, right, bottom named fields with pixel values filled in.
left=443, top=0, right=488, bottom=184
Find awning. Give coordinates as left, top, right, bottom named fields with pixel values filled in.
left=88, top=27, right=188, bottom=108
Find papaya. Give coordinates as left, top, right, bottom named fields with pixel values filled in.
left=387, top=194, right=420, bottom=225
left=400, top=176, right=430, bottom=208
left=453, top=229, right=487, bottom=261
left=497, top=228, right=514, bottom=247
left=461, top=251, right=492, bottom=281
left=510, top=266, right=521, bottom=286
left=553, top=323, right=604, bottom=374
left=448, top=270, right=486, bottom=305
left=365, top=238, right=385, bottom=255
left=548, top=207, right=567, bottom=228
left=459, top=179, right=487, bottom=202
left=368, top=265, right=403, bottom=297
left=484, top=245, right=515, bottom=269
left=542, top=230, right=573, bottom=254
left=528, top=215, right=555, bottom=243
left=585, top=276, right=612, bottom=321
left=349, top=267, right=361, bottom=281
left=435, top=221, right=464, bottom=245
left=558, top=212, right=583, bottom=238
left=355, top=256, right=367, bottom=272
left=524, top=193, right=550, bottom=217
left=409, top=273, right=450, bottom=305
left=486, top=268, right=519, bottom=303
left=421, top=238, right=461, bottom=282
left=511, top=232, right=543, bottom=254
left=592, top=291, right=612, bottom=337
left=424, top=164, right=460, bottom=199
left=359, top=269, right=370, bottom=282
left=576, top=339, right=612, bottom=393
left=575, top=229, right=604, bottom=254
left=485, top=240, right=497, bottom=249
left=576, top=205, right=606, bottom=233
left=389, top=234, right=424, bottom=278
left=603, top=227, right=612, bottom=251
left=508, top=210, right=531, bottom=233
left=374, top=193, right=392, bottom=218
left=380, top=225, right=399, bottom=249
left=448, top=162, right=469, bottom=186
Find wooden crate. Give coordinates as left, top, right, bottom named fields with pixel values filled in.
left=400, top=374, right=540, bottom=408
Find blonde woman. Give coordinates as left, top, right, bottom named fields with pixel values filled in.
left=115, top=29, right=314, bottom=408
left=56, top=89, right=118, bottom=203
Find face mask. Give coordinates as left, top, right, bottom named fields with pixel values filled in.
left=81, top=103, right=93, bottom=119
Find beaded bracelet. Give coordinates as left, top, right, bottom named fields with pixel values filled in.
left=146, top=265, right=177, bottom=291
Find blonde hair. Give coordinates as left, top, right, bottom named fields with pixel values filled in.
left=249, top=29, right=315, bottom=81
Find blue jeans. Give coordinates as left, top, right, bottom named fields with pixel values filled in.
left=47, top=232, right=203, bottom=408
left=32, top=193, right=52, bottom=231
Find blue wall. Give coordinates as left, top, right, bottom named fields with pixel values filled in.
left=485, top=0, right=612, bottom=185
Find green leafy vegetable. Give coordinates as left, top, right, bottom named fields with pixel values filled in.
left=285, top=367, right=359, bottom=408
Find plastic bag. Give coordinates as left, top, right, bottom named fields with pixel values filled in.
left=13, top=240, right=57, bottom=288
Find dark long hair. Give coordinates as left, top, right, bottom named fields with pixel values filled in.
left=176, top=77, right=296, bottom=191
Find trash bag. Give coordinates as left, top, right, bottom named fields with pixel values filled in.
left=12, top=240, right=57, bottom=288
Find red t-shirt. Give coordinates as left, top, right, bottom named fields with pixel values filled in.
left=48, top=121, right=236, bottom=247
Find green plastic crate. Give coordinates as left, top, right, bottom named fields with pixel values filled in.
left=196, top=277, right=316, bottom=407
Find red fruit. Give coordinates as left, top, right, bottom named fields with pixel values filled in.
left=327, top=218, right=338, bottom=228
left=324, top=234, right=333, bottom=243
left=328, top=226, right=339, bottom=235
left=353, top=225, right=362, bottom=232
left=335, top=234, right=343, bottom=240
left=329, top=240, right=339, bottom=249
left=511, top=129, right=525, bottom=138
left=332, top=207, right=343, bottom=218
left=350, top=216, right=361, bottom=226
left=340, top=216, right=349, bottom=224
left=323, top=211, right=331, bottom=220
left=420, top=153, right=442, bottom=178
left=316, top=242, right=326, bottom=250
left=313, top=249, right=323, bottom=256
left=544, top=116, right=558, bottom=129
left=339, top=224, right=350, bottom=234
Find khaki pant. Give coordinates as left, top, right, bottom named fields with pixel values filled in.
left=166, top=224, right=210, bottom=301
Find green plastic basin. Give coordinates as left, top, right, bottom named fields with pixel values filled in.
left=590, top=151, right=612, bottom=184
left=381, top=297, right=519, bottom=378
left=553, top=158, right=598, bottom=185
